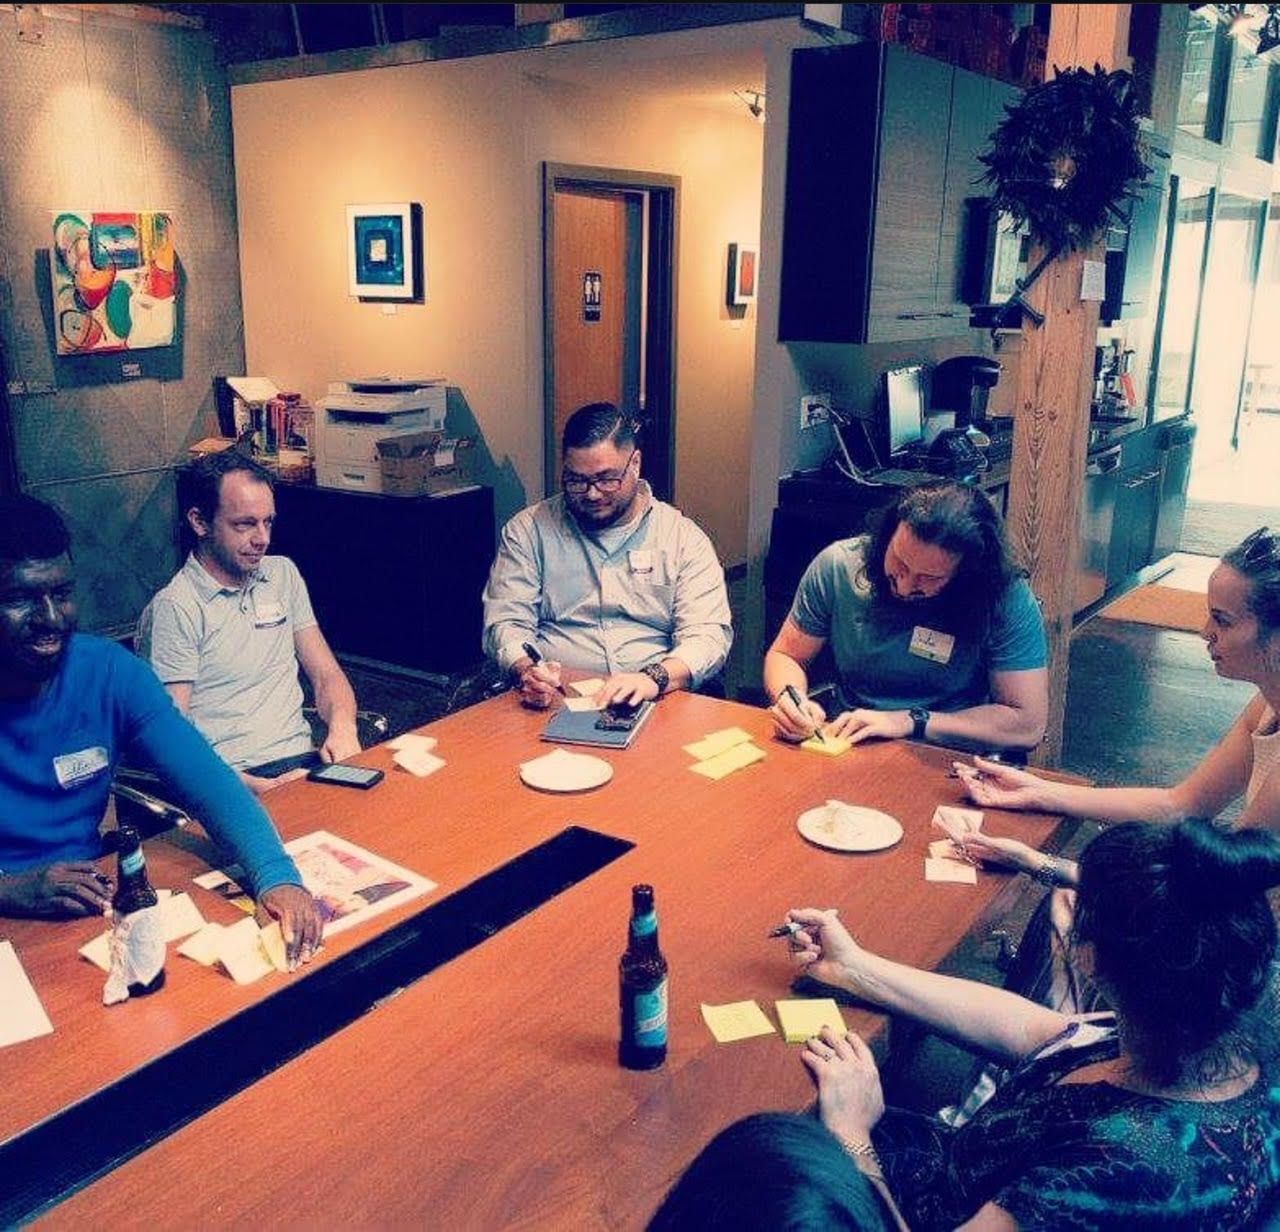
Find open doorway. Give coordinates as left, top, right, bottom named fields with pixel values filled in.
left=542, top=163, right=678, bottom=500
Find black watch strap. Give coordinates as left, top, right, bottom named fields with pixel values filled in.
left=909, top=707, right=930, bottom=740
left=641, top=662, right=670, bottom=696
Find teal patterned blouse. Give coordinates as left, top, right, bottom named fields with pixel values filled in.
left=876, top=1018, right=1280, bottom=1230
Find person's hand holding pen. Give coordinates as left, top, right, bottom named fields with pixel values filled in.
left=769, top=682, right=828, bottom=743
left=516, top=642, right=567, bottom=710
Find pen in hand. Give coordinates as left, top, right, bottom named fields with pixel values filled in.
left=521, top=642, right=569, bottom=697
left=783, top=683, right=825, bottom=742
left=768, top=921, right=802, bottom=939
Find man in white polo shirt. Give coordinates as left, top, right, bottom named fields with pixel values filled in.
left=138, top=450, right=360, bottom=793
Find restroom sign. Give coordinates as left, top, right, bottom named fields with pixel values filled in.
left=583, top=271, right=601, bottom=322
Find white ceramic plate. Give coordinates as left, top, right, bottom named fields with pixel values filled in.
left=519, top=749, right=614, bottom=793
left=797, top=801, right=904, bottom=853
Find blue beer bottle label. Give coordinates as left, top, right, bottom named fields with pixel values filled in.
left=631, top=910, right=657, bottom=938
left=633, top=978, right=668, bottom=1047
left=121, top=849, right=144, bottom=876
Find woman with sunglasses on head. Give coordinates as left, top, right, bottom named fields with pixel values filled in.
left=784, top=819, right=1280, bottom=1230
left=951, top=527, right=1280, bottom=889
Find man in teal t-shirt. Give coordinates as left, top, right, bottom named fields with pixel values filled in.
left=764, top=483, right=1048, bottom=753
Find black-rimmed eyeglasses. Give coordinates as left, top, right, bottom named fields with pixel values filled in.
left=562, top=448, right=637, bottom=495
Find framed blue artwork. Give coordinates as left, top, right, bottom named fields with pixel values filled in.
left=346, top=202, right=423, bottom=300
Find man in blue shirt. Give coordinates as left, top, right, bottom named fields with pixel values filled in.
left=764, top=482, right=1048, bottom=753
left=0, top=494, right=321, bottom=967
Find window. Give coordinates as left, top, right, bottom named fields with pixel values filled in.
left=1177, top=11, right=1230, bottom=140
left=1225, top=50, right=1280, bottom=159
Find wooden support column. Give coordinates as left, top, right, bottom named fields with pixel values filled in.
left=1008, top=4, right=1131, bottom=766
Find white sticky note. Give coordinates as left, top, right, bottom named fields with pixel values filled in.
left=0, top=941, right=54, bottom=1048
left=387, top=733, right=438, bottom=754
left=570, top=678, right=606, bottom=697
left=161, top=891, right=207, bottom=941
left=178, top=922, right=226, bottom=966
left=775, top=998, right=846, bottom=1044
left=932, top=806, right=983, bottom=843
left=562, top=695, right=603, bottom=713
left=928, top=838, right=965, bottom=861
left=393, top=745, right=446, bottom=778
left=701, top=1000, right=776, bottom=1043
left=78, top=930, right=112, bottom=973
left=925, top=857, right=978, bottom=885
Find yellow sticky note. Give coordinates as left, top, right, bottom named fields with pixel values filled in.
left=683, top=727, right=754, bottom=761
left=928, top=838, right=964, bottom=860
left=800, top=734, right=851, bottom=756
left=218, top=917, right=274, bottom=985
left=178, top=922, right=226, bottom=966
left=924, top=857, right=978, bottom=885
left=775, top=998, right=847, bottom=1044
left=161, top=891, right=207, bottom=941
left=689, top=741, right=766, bottom=780
left=570, top=678, right=606, bottom=698
left=932, top=805, right=984, bottom=843
left=258, top=921, right=290, bottom=973
left=701, top=1000, right=776, bottom=1044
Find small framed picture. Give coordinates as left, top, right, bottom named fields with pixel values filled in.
left=727, top=243, right=757, bottom=307
left=347, top=202, right=423, bottom=301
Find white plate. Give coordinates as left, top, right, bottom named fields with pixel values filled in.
left=797, top=801, right=903, bottom=853
left=519, top=749, right=614, bottom=793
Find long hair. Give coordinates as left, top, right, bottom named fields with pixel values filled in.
left=1073, top=819, right=1280, bottom=1087
left=648, top=1113, right=889, bottom=1231
left=860, top=482, right=1021, bottom=635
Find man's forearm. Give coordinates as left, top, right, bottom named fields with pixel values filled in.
left=922, top=703, right=1044, bottom=752
left=763, top=650, right=809, bottom=703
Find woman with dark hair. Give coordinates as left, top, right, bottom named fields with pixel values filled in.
left=765, top=482, right=1048, bottom=753
left=648, top=1112, right=894, bottom=1231
left=954, top=526, right=1280, bottom=886
left=783, top=819, right=1280, bottom=1230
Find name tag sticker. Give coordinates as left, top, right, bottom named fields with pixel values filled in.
left=628, top=550, right=654, bottom=575
left=909, top=626, right=955, bottom=665
left=253, top=601, right=287, bottom=629
left=53, top=746, right=110, bottom=789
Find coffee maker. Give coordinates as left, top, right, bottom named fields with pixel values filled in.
left=927, top=356, right=1002, bottom=477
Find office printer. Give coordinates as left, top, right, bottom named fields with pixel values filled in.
left=314, top=377, right=447, bottom=493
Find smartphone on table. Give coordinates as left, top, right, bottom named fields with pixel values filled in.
left=306, top=763, right=384, bottom=789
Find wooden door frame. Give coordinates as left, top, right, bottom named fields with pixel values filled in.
left=542, top=162, right=679, bottom=501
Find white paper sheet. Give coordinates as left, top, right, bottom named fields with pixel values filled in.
left=0, top=941, right=54, bottom=1047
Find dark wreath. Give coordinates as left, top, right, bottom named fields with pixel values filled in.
left=977, top=64, right=1152, bottom=330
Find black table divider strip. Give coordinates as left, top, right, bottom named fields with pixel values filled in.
left=0, top=825, right=633, bottom=1226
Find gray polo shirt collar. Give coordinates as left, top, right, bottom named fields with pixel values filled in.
left=182, top=552, right=274, bottom=599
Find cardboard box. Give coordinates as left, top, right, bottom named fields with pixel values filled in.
left=376, top=430, right=473, bottom=496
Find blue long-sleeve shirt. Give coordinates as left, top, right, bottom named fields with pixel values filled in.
left=0, top=634, right=300, bottom=896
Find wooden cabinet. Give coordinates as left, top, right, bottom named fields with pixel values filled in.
left=269, top=483, right=495, bottom=675
left=780, top=42, right=1017, bottom=344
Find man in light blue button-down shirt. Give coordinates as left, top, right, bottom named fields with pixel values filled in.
left=483, top=404, right=732, bottom=710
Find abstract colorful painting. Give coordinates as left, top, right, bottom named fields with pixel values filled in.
left=347, top=202, right=423, bottom=300
left=51, top=211, right=177, bottom=354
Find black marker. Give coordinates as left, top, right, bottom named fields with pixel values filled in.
left=783, top=683, right=826, bottom=743
left=768, top=921, right=802, bottom=939
left=521, top=642, right=568, bottom=697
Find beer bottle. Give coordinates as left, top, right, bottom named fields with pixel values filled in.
left=103, top=825, right=166, bottom=1003
left=619, top=883, right=668, bottom=1070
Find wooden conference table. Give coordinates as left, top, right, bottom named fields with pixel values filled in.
left=3, top=691, right=1073, bottom=1228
